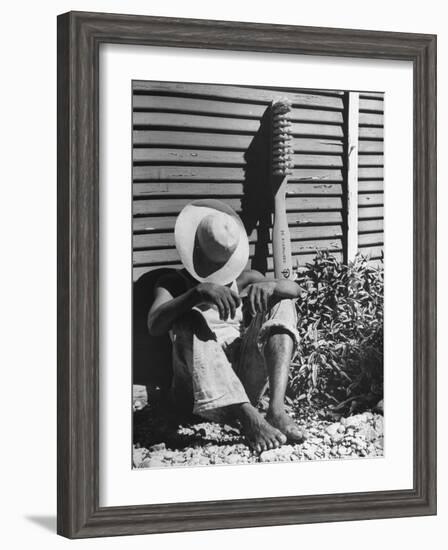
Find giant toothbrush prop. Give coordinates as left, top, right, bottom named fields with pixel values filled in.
left=271, top=98, right=294, bottom=280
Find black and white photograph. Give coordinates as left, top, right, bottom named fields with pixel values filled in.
left=132, top=81, right=384, bottom=469
left=1, top=1, right=440, bottom=544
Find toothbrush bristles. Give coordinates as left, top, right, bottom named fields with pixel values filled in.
left=271, top=98, right=293, bottom=176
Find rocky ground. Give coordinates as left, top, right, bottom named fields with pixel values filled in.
left=132, top=386, right=384, bottom=469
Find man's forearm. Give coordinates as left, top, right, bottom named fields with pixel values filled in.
left=273, top=279, right=305, bottom=300
left=147, top=289, right=199, bottom=336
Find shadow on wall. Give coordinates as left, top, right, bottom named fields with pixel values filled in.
left=241, top=106, right=273, bottom=275
left=133, top=268, right=173, bottom=391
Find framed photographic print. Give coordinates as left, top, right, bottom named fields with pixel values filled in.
left=57, top=11, right=437, bottom=538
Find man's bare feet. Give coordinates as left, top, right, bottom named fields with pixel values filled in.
left=234, top=403, right=287, bottom=453
left=266, top=409, right=306, bottom=443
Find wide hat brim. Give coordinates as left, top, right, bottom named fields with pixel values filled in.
left=174, top=199, right=249, bottom=285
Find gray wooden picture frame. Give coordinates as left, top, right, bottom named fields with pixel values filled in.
left=57, top=11, right=437, bottom=539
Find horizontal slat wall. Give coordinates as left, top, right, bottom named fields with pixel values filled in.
left=357, top=92, right=384, bottom=264
left=132, top=81, right=347, bottom=281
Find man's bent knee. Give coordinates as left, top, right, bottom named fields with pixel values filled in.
left=174, top=309, right=217, bottom=342
left=258, top=321, right=299, bottom=357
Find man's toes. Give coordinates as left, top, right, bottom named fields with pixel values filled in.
left=287, top=426, right=306, bottom=442
left=276, top=431, right=287, bottom=445
left=248, top=439, right=259, bottom=452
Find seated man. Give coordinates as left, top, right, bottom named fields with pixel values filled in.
left=147, top=199, right=305, bottom=453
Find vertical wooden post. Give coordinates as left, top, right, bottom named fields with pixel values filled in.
left=346, top=92, right=359, bottom=262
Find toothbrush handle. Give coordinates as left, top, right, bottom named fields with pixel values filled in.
left=273, top=177, right=293, bottom=279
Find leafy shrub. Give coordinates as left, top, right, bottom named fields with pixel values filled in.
left=291, top=251, right=383, bottom=411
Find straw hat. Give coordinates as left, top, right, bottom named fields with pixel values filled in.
left=174, top=199, right=249, bottom=285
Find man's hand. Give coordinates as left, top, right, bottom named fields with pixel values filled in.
left=242, top=281, right=277, bottom=316
left=195, top=282, right=241, bottom=320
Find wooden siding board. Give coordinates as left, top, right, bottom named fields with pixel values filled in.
left=133, top=182, right=343, bottom=198
left=133, top=166, right=344, bottom=182
left=132, top=250, right=346, bottom=282
left=358, top=112, right=384, bottom=126
left=134, top=250, right=344, bottom=272
left=134, top=130, right=256, bottom=150
left=134, top=95, right=344, bottom=123
left=358, top=219, right=384, bottom=233
left=293, top=138, right=344, bottom=153
left=133, top=211, right=344, bottom=233
left=133, top=112, right=344, bottom=138
left=133, top=225, right=344, bottom=249
left=133, top=265, right=182, bottom=280
left=357, top=155, right=384, bottom=166
left=358, top=193, right=384, bottom=206
left=134, top=131, right=345, bottom=153
left=134, top=238, right=343, bottom=266
left=133, top=197, right=343, bottom=216
left=358, top=181, right=384, bottom=193
left=133, top=80, right=345, bottom=109
left=359, top=92, right=384, bottom=99
left=358, top=140, right=383, bottom=153
left=358, top=167, right=383, bottom=179
left=359, top=98, right=385, bottom=112
left=358, top=206, right=384, bottom=219
left=133, top=149, right=344, bottom=167
left=358, top=232, right=384, bottom=246
left=358, top=126, right=384, bottom=139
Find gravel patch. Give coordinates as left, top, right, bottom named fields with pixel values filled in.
left=133, top=404, right=384, bottom=468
